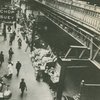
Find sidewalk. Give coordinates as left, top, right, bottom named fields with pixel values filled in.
left=0, top=36, right=4, bottom=43
left=0, top=26, right=53, bottom=100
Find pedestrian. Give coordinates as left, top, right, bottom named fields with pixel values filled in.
left=14, top=22, right=16, bottom=29
left=8, top=48, right=14, bottom=61
left=25, top=36, right=30, bottom=52
left=7, top=62, right=13, bottom=78
left=0, top=51, right=4, bottom=66
left=18, top=38, right=22, bottom=49
left=22, top=31, right=26, bottom=40
left=4, top=62, right=13, bottom=79
left=36, top=67, right=43, bottom=82
left=25, top=35, right=29, bottom=44
left=16, top=61, right=22, bottom=76
left=9, top=33, right=13, bottom=45
left=7, top=25, right=11, bottom=32
left=12, top=31, right=16, bottom=40
left=2, top=24, right=6, bottom=40
left=19, top=78, right=27, bottom=96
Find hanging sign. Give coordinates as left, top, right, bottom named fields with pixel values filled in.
left=0, top=8, right=16, bottom=21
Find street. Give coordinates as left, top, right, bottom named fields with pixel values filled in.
left=0, top=27, right=53, bottom=100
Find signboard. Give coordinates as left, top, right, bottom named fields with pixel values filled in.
left=0, top=8, right=16, bottom=21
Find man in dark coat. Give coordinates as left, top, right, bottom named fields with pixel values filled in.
left=8, top=48, right=14, bottom=61
left=0, top=51, right=4, bottom=66
left=12, top=31, right=16, bottom=40
left=18, top=38, right=22, bottom=49
left=3, top=24, right=6, bottom=40
left=16, top=61, right=22, bottom=76
left=19, top=78, right=27, bottom=96
left=9, top=34, right=13, bottom=45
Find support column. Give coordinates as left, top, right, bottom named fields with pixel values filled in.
left=90, top=37, right=93, bottom=59
left=56, top=58, right=66, bottom=100
left=65, top=48, right=72, bottom=58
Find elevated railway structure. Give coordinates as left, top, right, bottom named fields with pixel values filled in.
left=32, top=0, right=100, bottom=68
left=27, top=0, right=100, bottom=99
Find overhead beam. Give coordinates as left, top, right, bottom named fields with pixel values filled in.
left=70, top=45, right=88, bottom=49
left=65, top=48, right=72, bottom=58
left=79, top=49, right=86, bottom=59
left=61, top=58, right=92, bottom=67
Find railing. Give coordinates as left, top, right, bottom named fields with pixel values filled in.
left=58, top=0, right=100, bottom=12
left=42, top=8, right=93, bottom=48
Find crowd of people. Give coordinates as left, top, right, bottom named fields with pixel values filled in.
left=0, top=41, right=27, bottom=97
left=0, top=19, right=27, bottom=97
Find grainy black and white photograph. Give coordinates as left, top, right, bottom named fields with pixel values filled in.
left=0, top=0, right=100, bottom=100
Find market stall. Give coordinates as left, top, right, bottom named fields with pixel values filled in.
left=29, top=46, right=61, bottom=92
